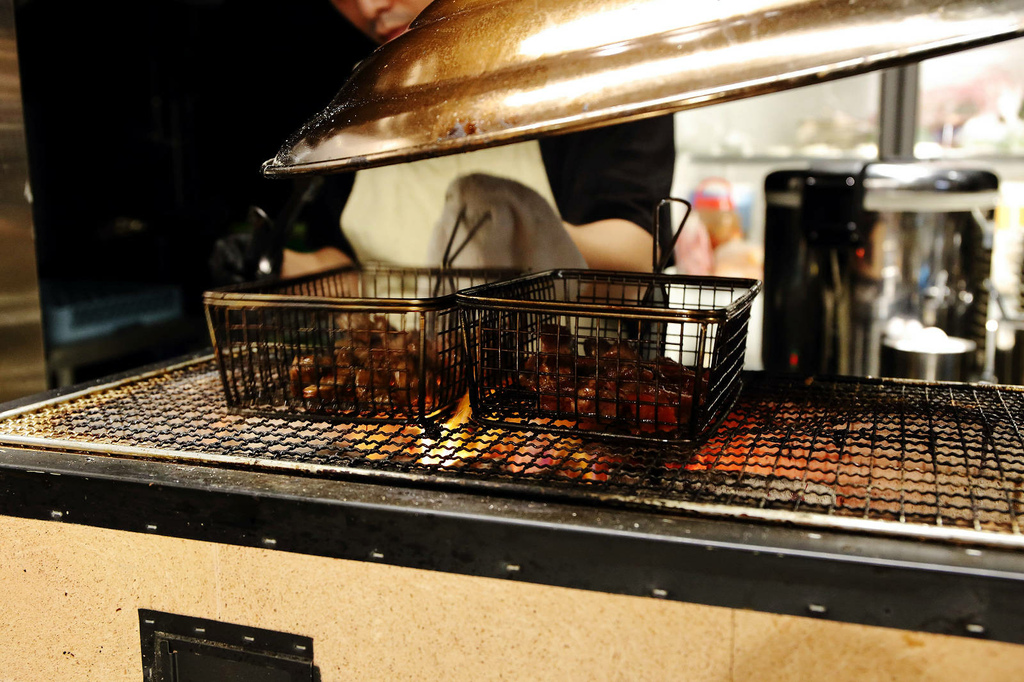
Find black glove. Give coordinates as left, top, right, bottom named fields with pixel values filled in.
left=208, top=176, right=328, bottom=288
left=208, top=206, right=284, bottom=288
left=208, top=231, right=258, bottom=287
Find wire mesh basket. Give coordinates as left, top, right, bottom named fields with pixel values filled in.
left=457, top=270, right=762, bottom=444
left=204, top=264, right=520, bottom=425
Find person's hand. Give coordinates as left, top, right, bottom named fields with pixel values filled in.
left=208, top=206, right=283, bottom=287
left=280, top=247, right=354, bottom=278
left=562, top=218, right=654, bottom=272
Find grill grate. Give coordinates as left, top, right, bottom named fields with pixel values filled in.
left=2, top=357, right=1023, bottom=547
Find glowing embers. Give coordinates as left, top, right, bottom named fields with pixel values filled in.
left=411, top=423, right=649, bottom=484
left=683, top=378, right=1024, bottom=531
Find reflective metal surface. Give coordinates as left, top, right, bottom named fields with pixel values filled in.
left=264, top=0, right=1024, bottom=176
left=0, top=0, right=46, bottom=400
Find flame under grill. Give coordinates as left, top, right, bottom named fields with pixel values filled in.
left=1, top=357, right=1023, bottom=547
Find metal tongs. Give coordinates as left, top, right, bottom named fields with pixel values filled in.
left=654, top=196, right=693, bottom=274
left=430, top=205, right=494, bottom=298
left=245, top=176, right=325, bottom=280
left=641, top=197, right=693, bottom=307
left=438, top=205, right=494, bottom=271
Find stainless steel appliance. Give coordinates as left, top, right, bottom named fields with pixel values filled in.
left=762, top=162, right=1000, bottom=380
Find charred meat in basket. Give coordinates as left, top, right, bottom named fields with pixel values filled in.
left=289, top=312, right=437, bottom=411
left=519, top=324, right=707, bottom=432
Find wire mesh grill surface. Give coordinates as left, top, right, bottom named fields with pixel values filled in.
left=2, top=358, right=1023, bottom=547
left=458, top=270, right=760, bottom=445
left=204, top=265, right=517, bottom=425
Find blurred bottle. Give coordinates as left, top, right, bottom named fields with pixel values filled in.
left=992, top=182, right=1024, bottom=301
left=693, top=177, right=743, bottom=249
left=673, top=210, right=714, bottom=276
left=680, top=177, right=763, bottom=280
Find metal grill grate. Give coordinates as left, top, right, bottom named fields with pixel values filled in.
left=2, top=357, right=1023, bottom=547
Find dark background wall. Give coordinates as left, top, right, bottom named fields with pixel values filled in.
left=17, top=0, right=371, bottom=299
left=14, top=0, right=374, bottom=381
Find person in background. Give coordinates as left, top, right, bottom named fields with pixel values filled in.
left=222, top=0, right=675, bottom=281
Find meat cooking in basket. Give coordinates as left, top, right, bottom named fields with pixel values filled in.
left=204, top=265, right=519, bottom=425
left=457, top=270, right=761, bottom=445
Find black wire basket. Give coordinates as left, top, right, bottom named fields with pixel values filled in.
left=457, top=270, right=761, bottom=444
left=457, top=194, right=761, bottom=445
left=204, top=264, right=520, bottom=426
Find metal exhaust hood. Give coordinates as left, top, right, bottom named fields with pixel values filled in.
left=262, top=0, right=1024, bottom=177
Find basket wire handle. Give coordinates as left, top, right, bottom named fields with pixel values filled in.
left=653, top=196, right=693, bottom=274
left=440, top=206, right=494, bottom=268
left=434, top=206, right=494, bottom=297
left=641, top=197, right=693, bottom=308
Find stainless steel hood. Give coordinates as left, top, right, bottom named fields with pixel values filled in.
left=262, top=0, right=1024, bottom=177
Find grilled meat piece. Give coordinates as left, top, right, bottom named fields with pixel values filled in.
left=290, top=354, right=335, bottom=397
left=583, top=337, right=639, bottom=362
left=519, top=332, right=704, bottom=434
left=334, top=312, right=375, bottom=345
left=354, top=368, right=396, bottom=407
left=292, top=354, right=333, bottom=383
left=619, top=382, right=689, bottom=431
left=582, top=338, right=653, bottom=382
left=293, top=314, right=437, bottom=412
left=316, top=368, right=355, bottom=402
left=539, top=323, right=576, bottom=356
left=575, top=378, right=620, bottom=419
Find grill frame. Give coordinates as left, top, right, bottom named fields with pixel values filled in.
left=2, top=354, right=1024, bottom=550
left=4, top=352, right=1024, bottom=644
left=3, top=439, right=1024, bottom=646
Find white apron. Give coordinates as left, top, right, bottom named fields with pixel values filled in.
left=340, top=141, right=557, bottom=267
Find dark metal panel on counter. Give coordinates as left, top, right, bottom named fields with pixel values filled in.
left=263, top=0, right=1024, bottom=176
left=0, top=0, right=46, bottom=401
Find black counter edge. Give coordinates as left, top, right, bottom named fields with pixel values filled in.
left=1, top=445, right=1023, bottom=646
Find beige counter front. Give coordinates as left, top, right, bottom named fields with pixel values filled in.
left=2, top=514, right=1023, bottom=682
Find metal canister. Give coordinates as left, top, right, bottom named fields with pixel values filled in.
left=880, top=336, right=978, bottom=382
left=763, top=161, right=999, bottom=381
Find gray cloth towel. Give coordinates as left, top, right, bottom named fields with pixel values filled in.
left=425, top=173, right=588, bottom=270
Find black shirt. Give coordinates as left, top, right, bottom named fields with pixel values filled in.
left=302, top=114, right=676, bottom=259
left=541, top=115, right=675, bottom=236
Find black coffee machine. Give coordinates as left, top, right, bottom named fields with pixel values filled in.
left=762, top=161, right=999, bottom=381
